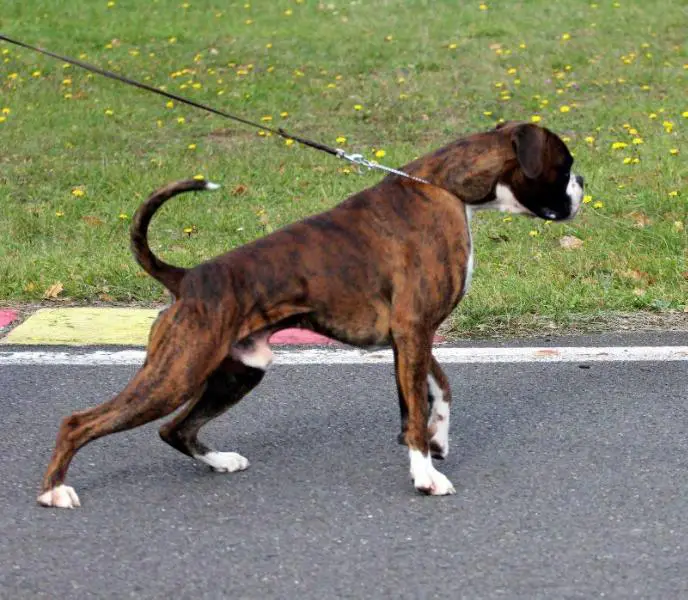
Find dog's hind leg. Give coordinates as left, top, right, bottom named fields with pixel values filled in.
left=159, top=357, right=265, bottom=473
left=37, top=303, right=230, bottom=508
left=392, top=324, right=455, bottom=496
left=427, top=357, right=451, bottom=460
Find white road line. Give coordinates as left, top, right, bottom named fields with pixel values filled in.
left=0, top=346, right=687, bottom=366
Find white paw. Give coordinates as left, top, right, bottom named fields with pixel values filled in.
left=196, top=451, right=249, bottom=473
left=409, top=449, right=456, bottom=496
left=37, top=485, right=81, bottom=509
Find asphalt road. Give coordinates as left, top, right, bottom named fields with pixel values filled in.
left=2, top=338, right=688, bottom=599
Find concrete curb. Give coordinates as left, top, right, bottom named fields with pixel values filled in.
left=0, top=307, right=444, bottom=346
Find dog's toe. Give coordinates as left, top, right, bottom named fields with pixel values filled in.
left=37, top=485, right=81, bottom=509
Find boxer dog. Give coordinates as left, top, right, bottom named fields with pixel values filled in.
left=38, top=122, right=584, bottom=508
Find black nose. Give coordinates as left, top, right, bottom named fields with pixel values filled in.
left=576, top=175, right=584, bottom=187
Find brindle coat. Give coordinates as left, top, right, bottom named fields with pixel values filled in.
left=39, top=122, right=581, bottom=504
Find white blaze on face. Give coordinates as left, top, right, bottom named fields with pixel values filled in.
left=567, top=173, right=584, bottom=216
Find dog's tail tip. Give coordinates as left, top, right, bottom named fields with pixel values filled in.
left=204, top=181, right=221, bottom=191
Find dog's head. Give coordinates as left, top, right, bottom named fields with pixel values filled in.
left=484, top=121, right=584, bottom=221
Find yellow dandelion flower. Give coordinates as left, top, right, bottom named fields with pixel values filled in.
left=177, top=117, right=185, bottom=124
left=611, top=142, right=628, bottom=150
left=668, top=191, right=678, bottom=197
left=119, top=213, right=129, bottom=220
left=166, top=101, right=174, bottom=108
left=71, top=188, right=85, bottom=197
left=479, top=4, right=488, bottom=10
left=285, top=139, right=294, bottom=146
left=483, top=111, right=493, bottom=116
left=585, top=136, right=595, bottom=144
left=560, top=105, right=571, bottom=113
left=354, top=104, right=363, bottom=111
left=507, top=68, right=517, bottom=75
left=193, top=174, right=205, bottom=180
left=593, top=201, right=604, bottom=208
left=561, top=33, right=571, bottom=41
left=623, top=157, right=632, bottom=164
left=156, top=119, right=163, bottom=127
left=0, top=116, right=6, bottom=124
left=284, top=8, right=293, bottom=15
left=375, top=150, right=386, bottom=158
left=336, top=136, right=347, bottom=144
left=399, top=93, right=408, bottom=99
left=583, top=195, right=593, bottom=204
left=32, top=70, right=41, bottom=77
left=257, top=130, right=266, bottom=137
left=529, top=230, right=539, bottom=237
left=182, top=2, right=190, bottom=8
left=682, top=111, right=688, bottom=118
left=8, top=73, right=18, bottom=80
left=448, top=43, right=458, bottom=50
left=531, top=115, right=542, bottom=123
left=245, top=19, right=253, bottom=25
left=669, top=148, right=679, bottom=155
left=632, top=137, right=643, bottom=144
left=1, top=107, right=10, bottom=114
left=327, top=83, right=336, bottom=89
left=261, top=115, right=272, bottom=122
left=384, top=35, right=393, bottom=41
left=649, top=113, right=658, bottom=119
left=187, top=143, right=197, bottom=150
left=104, top=109, right=114, bottom=116
left=55, top=211, right=65, bottom=217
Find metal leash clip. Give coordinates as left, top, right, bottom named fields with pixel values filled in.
left=335, top=149, right=430, bottom=185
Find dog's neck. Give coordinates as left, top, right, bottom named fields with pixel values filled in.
left=400, top=133, right=516, bottom=207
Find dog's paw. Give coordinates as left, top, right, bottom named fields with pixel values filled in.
left=409, top=450, right=456, bottom=496
left=197, top=451, right=250, bottom=473
left=37, top=485, right=81, bottom=509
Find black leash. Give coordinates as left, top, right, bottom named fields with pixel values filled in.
left=0, top=33, right=430, bottom=184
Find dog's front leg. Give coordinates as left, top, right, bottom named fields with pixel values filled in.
left=392, top=328, right=455, bottom=496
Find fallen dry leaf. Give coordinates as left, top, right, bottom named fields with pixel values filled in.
left=44, top=282, right=64, bottom=299
left=559, top=235, right=583, bottom=250
left=628, top=211, right=651, bottom=228
left=82, top=215, right=105, bottom=227
left=621, top=269, right=646, bottom=282
left=231, top=184, right=248, bottom=196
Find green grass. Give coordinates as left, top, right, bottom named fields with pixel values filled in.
left=0, top=0, right=686, bottom=335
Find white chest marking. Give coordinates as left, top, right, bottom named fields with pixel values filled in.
left=463, top=206, right=475, bottom=296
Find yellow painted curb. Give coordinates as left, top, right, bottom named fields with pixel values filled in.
left=1, top=308, right=161, bottom=345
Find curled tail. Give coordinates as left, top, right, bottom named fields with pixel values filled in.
left=131, top=178, right=221, bottom=296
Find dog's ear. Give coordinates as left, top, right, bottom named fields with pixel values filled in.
left=512, top=123, right=546, bottom=179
